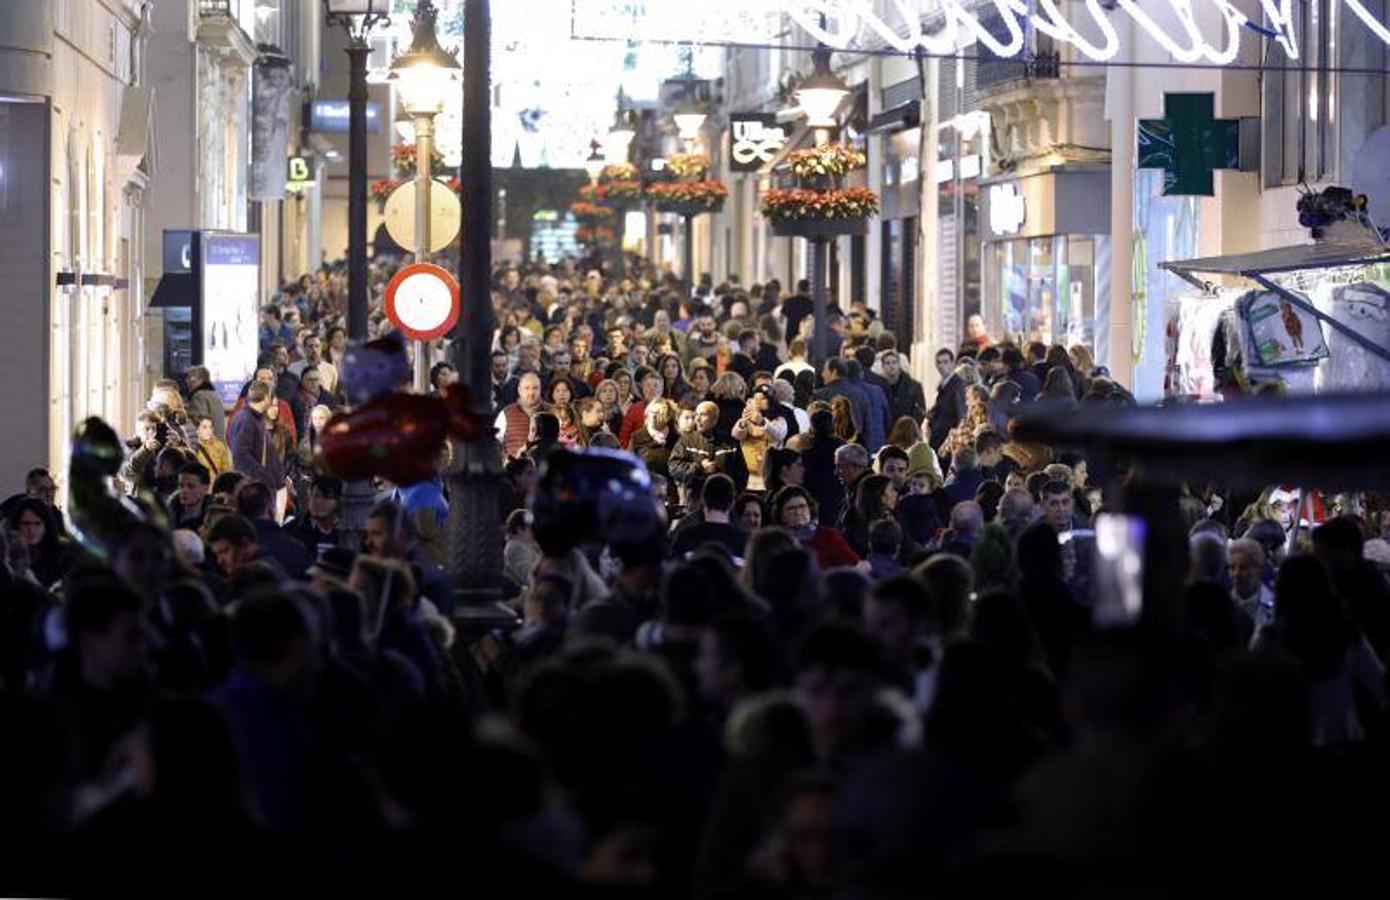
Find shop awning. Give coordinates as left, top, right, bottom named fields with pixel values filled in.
left=1159, top=240, right=1390, bottom=280
left=149, top=272, right=194, bottom=308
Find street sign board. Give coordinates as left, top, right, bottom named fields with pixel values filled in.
left=384, top=262, right=460, bottom=342
left=729, top=113, right=789, bottom=172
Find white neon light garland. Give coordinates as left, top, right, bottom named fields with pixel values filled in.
left=570, top=0, right=1390, bottom=67
left=774, top=0, right=1390, bottom=64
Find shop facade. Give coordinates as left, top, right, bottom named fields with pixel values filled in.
left=978, top=166, right=1112, bottom=362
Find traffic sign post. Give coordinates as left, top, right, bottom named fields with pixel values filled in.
left=384, top=262, right=461, bottom=392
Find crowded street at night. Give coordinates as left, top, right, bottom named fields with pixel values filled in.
left=3, top=1, right=1390, bottom=897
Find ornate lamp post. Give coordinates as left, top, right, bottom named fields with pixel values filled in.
left=389, top=0, right=461, bottom=392
left=787, top=40, right=850, bottom=364
left=323, top=0, right=390, bottom=342
left=447, top=0, right=509, bottom=620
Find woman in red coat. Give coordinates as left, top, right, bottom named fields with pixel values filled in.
left=770, top=485, right=860, bottom=570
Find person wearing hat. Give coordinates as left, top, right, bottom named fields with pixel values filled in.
left=896, top=442, right=946, bottom=548
left=307, top=546, right=357, bottom=593
left=285, top=475, right=343, bottom=554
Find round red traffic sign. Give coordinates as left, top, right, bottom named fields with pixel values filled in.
left=383, top=262, right=460, bottom=341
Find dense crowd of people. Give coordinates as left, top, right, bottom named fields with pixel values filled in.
left=3, top=254, right=1390, bottom=897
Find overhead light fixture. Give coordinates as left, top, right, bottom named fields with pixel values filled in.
left=604, top=91, right=638, bottom=162
left=794, top=43, right=849, bottom=128
left=666, top=44, right=709, bottom=143
left=322, top=0, right=390, bottom=42
left=386, top=1, right=461, bottom=118
left=584, top=139, right=605, bottom=183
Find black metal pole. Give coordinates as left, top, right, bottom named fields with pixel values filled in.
left=683, top=213, right=694, bottom=301
left=346, top=40, right=370, bottom=340
left=448, top=0, right=504, bottom=611
left=810, top=237, right=828, bottom=365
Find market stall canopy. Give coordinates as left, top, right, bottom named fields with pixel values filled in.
left=1011, top=392, right=1390, bottom=491
left=1159, top=240, right=1390, bottom=282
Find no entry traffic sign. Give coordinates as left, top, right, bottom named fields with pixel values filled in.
left=384, top=262, right=460, bottom=341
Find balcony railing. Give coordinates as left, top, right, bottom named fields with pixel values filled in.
left=975, top=49, right=1061, bottom=92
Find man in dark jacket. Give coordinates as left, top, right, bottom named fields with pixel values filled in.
left=928, top=350, right=966, bottom=450
left=875, top=348, right=926, bottom=425
left=815, top=358, right=869, bottom=441
left=669, top=402, right=748, bottom=492
left=781, top=279, right=813, bottom=347
left=800, top=408, right=845, bottom=529
left=235, top=479, right=311, bottom=579
left=229, top=382, right=286, bottom=491
left=1002, top=345, right=1041, bottom=402
left=846, top=359, right=890, bottom=453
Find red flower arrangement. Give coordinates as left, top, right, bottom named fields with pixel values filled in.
left=760, top=187, right=879, bottom=221
left=575, top=225, right=617, bottom=245
left=570, top=200, right=616, bottom=221
left=370, top=178, right=404, bottom=209
left=646, top=180, right=729, bottom=210
left=601, top=180, right=643, bottom=202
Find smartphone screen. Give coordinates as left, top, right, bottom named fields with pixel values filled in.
left=1092, top=513, right=1146, bottom=629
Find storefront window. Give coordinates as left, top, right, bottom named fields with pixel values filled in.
left=986, top=234, right=1104, bottom=351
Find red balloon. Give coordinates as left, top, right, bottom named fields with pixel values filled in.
left=321, top=385, right=487, bottom=485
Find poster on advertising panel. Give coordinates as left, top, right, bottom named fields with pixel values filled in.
left=1238, top=289, right=1329, bottom=369
left=202, top=233, right=260, bottom=404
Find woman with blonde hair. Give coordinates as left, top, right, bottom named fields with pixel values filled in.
left=593, top=378, right=625, bottom=437
left=630, top=398, right=679, bottom=478
left=941, top=384, right=991, bottom=459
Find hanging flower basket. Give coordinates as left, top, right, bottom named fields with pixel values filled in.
left=570, top=200, right=616, bottom=224
left=646, top=180, right=728, bottom=215
left=576, top=225, right=617, bottom=246
left=666, top=153, right=711, bottom=180
left=762, top=187, right=879, bottom=226
left=598, top=162, right=640, bottom=184
left=786, top=143, right=867, bottom=180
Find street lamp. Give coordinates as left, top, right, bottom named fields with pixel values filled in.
left=672, top=106, right=708, bottom=144
left=389, top=0, right=461, bottom=392
left=795, top=43, right=849, bottom=132
left=584, top=139, right=605, bottom=184
left=324, top=0, right=390, bottom=343
left=785, top=38, right=851, bottom=365
left=604, top=91, right=638, bottom=163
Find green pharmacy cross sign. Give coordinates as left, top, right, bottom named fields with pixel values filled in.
left=1138, top=93, right=1239, bottom=197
